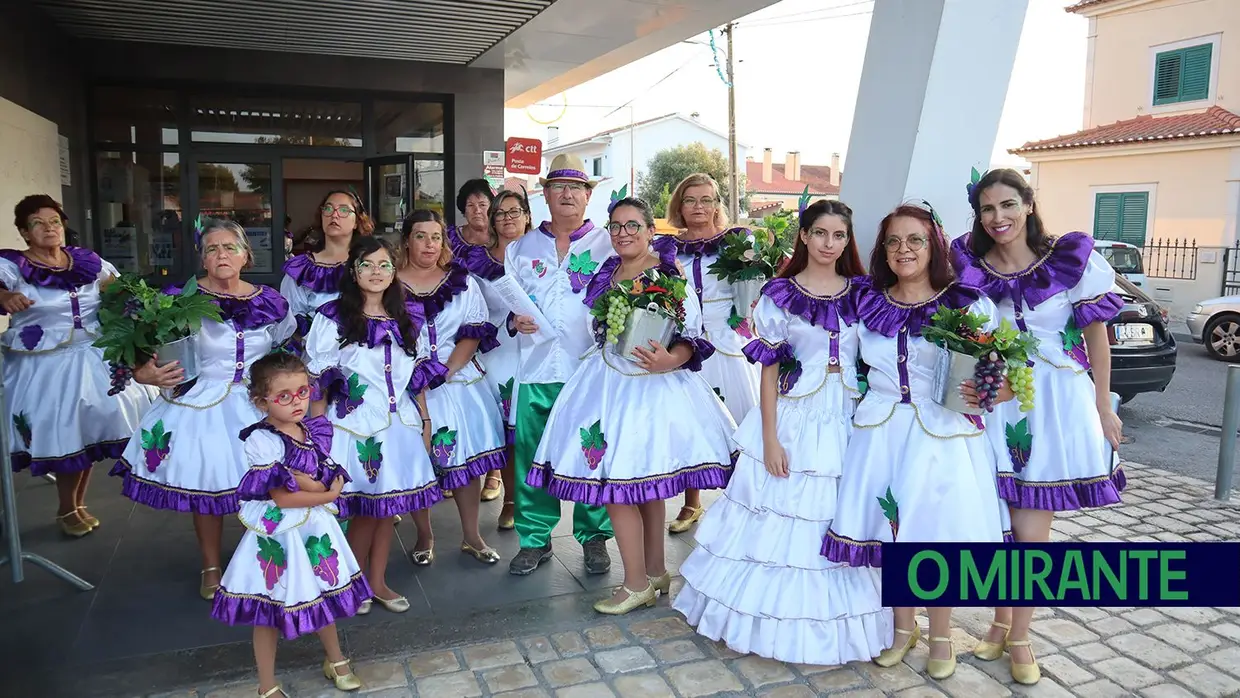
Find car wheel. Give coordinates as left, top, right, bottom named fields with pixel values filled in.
left=1118, top=392, right=1136, bottom=405
left=1204, top=314, right=1240, bottom=362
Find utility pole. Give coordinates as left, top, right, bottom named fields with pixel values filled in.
left=724, top=22, right=739, bottom=222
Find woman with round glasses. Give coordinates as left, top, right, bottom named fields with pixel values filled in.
left=951, top=169, right=1124, bottom=686
left=1, top=194, right=155, bottom=537
left=447, top=179, right=495, bottom=254
left=822, top=204, right=1012, bottom=681
left=398, top=210, right=505, bottom=566
left=663, top=173, right=761, bottom=535
left=456, top=189, right=533, bottom=526
left=305, top=236, right=437, bottom=615
left=112, top=218, right=297, bottom=600
left=280, top=191, right=373, bottom=358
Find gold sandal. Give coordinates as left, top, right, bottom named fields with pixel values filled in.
left=1008, top=639, right=1041, bottom=684
left=593, top=583, right=656, bottom=615
left=874, top=625, right=920, bottom=667
left=75, top=506, right=100, bottom=529
left=410, top=549, right=435, bottom=566
left=667, top=506, right=703, bottom=534
left=973, top=621, right=1010, bottom=661
left=258, top=686, right=287, bottom=698
left=199, top=567, right=221, bottom=601
left=56, top=510, right=93, bottom=538
left=649, top=571, right=672, bottom=595
left=461, top=541, right=500, bottom=564
left=322, top=657, right=363, bottom=691
left=480, top=474, right=503, bottom=501
left=497, top=501, right=515, bottom=530
left=926, top=636, right=957, bottom=679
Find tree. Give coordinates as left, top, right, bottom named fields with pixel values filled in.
left=637, top=142, right=749, bottom=218
left=240, top=135, right=352, bottom=194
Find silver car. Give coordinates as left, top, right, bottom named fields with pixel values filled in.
left=1186, top=295, right=1240, bottom=361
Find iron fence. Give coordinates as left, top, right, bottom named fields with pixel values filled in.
left=1223, top=241, right=1240, bottom=296
left=1141, top=238, right=1198, bottom=281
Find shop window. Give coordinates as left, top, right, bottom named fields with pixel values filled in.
left=189, top=96, right=363, bottom=147
left=415, top=158, right=445, bottom=219
left=91, top=87, right=179, bottom=146
left=374, top=101, right=445, bottom=154
left=95, top=152, right=182, bottom=276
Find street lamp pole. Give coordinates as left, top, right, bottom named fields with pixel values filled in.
left=725, top=22, right=739, bottom=222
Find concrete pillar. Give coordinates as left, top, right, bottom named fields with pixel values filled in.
left=840, top=0, right=1028, bottom=253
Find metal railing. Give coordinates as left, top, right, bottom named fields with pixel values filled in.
left=1141, top=238, right=1198, bottom=280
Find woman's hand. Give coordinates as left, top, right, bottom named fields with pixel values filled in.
left=512, top=315, right=539, bottom=335
left=329, top=475, right=345, bottom=494
left=1098, top=403, right=1123, bottom=451
left=632, top=340, right=682, bottom=372
left=960, top=377, right=1014, bottom=408
left=133, top=357, right=185, bottom=387
left=763, top=434, right=789, bottom=478
left=0, top=291, right=34, bottom=314
left=422, top=421, right=433, bottom=453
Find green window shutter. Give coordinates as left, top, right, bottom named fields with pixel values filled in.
left=1118, top=192, right=1149, bottom=245
left=1094, top=193, right=1122, bottom=241
left=1181, top=43, right=1212, bottom=101
left=1154, top=51, right=1182, bottom=104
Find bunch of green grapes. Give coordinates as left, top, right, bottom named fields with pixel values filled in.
left=1006, top=363, right=1036, bottom=412
left=604, top=296, right=631, bottom=344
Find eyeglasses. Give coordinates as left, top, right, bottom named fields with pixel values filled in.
left=27, top=217, right=64, bottom=231
left=607, top=221, right=645, bottom=237
left=321, top=204, right=356, bottom=218
left=682, top=197, right=717, bottom=209
left=204, top=243, right=244, bottom=257
left=494, top=208, right=526, bottom=220
left=883, top=235, right=928, bottom=252
left=357, top=260, right=396, bottom=275
left=268, top=385, right=312, bottom=406
left=547, top=182, right=586, bottom=193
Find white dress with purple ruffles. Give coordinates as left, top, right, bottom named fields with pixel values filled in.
left=0, top=247, right=155, bottom=476
left=674, top=275, right=890, bottom=666
left=279, top=252, right=345, bottom=358
left=525, top=249, right=738, bottom=505
left=111, top=285, right=296, bottom=515
left=305, top=302, right=441, bottom=518
left=211, top=416, right=372, bottom=639
left=456, top=244, right=521, bottom=443
left=951, top=232, right=1127, bottom=510
left=822, top=284, right=1011, bottom=570
left=403, top=266, right=506, bottom=489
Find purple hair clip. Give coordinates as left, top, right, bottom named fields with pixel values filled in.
left=919, top=199, right=949, bottom=243
left=607, top=184, right=629, bottom=214
left=796, top=184, right=810, bottom=217
left=965, top=166, right=985, bottom=202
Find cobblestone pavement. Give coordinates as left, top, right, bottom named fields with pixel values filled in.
left=155, top=461, right=1240, bottom=698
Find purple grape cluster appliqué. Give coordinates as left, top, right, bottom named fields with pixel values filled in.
left=579, top=420, right=607, bottom=470
left=430, top=427, right=458, bottom=471
left=1005, top=418, right=1033, bottom=473
left=12, top=412, right=32, bottom=450
left=972, top=352, right=1007, bottom=412
left=260, top=505, right=284, bottom=535
left=305, top=534, right=341, bottom=586
left=356, top=437, right=383, bottom=483
left=256, top=536, right=287, bottom=590
left=108, top=361, right=134, bottom=396
left=139, top=420, right=172, bottom=472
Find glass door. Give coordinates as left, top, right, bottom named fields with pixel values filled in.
left=187, top=153, right=284, bottom=285
left=365, top=154, right=414, bottom=247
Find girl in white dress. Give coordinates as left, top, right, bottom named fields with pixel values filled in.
left=279, top=190, right=373, bottom=359
left=1, top=194, right=154, bottom=537
left=456, top=189, right=533, bottom=525
left=305, top=236, right=438, bottom=615
left=111, top=219, right=296, bottom=600
left=211, top=352, right=368, bottom=697
left=674, top=199, right=890, bottom=665
left=398, top=210, right=505, bottom=566
left=526, top=197, right=737, bottom=615
left=822, top=204, right=1012, bottom=680
left=951, top=169, right=1125, bottom=685
left=663, top=173, right=761, bottom=535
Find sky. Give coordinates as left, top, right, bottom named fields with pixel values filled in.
left=503, top=0, right=1088, bottom=172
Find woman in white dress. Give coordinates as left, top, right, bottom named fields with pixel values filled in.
left=674, top=199, right=890, bottom=665
left=526, top=197, right=737, bottom=615
left=279, top=190, right=372, bottom=358
left=951, top=168, right=1125, bottom=685
left=111, top=218, right=297, bottom=600
left=663, top=173, right=761, bottom=535
left=821, top=203, right=1012, bottom=680
left=455, top=189, right=532, bottom=525
left=1, top=194, right=154, bottom=537
left=305, top=236, right=439, bottom=615
left=211, top=352, right=368, bottom=697
left=398, top=210, right=505, bottom=566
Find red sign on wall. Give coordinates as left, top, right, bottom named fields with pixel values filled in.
left=505, top=137, right=543, bottom=174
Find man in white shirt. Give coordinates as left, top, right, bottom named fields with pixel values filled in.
left=504, top=154, right=616, bottom=576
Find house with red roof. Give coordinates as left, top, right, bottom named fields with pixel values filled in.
left=1014, top=0, right=1239, bottom=257
left=744, top=149, right=842, bottom=217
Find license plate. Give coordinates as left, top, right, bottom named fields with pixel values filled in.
left=1114, top=323, right=1155, bottom=344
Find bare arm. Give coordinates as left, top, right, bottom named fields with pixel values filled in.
left=1083, top=322, right=1112, bottom=403
left=269, top=479, right=341, bottom=508
left=445, top=337, right=480, bottom=378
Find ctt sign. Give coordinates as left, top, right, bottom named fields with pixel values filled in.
left=505, top=137, right=542, bottom=174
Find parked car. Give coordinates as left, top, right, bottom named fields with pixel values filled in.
left=1186, top=294, right=1240, bottom=362
left=1094, top=240, right=1147, bottom=289
left=1106, top=273, right=1178, bottom=403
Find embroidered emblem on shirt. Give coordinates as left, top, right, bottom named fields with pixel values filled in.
left=532, top=260, right=547, bottom=278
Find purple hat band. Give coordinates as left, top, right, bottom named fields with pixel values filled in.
left=546, top=169, right=589, bottom=182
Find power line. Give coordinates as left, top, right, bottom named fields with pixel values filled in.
left=742, top=0, right=873, bottom=24
left=741, top=8, right=873, bottom=28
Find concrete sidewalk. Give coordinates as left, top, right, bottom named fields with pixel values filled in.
left=154, top=460, right=1240, bottom=698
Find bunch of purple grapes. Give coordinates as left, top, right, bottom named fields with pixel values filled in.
left=973, top=351, right=1006, bottom=412
left=108, top=361, right=133, bottom=396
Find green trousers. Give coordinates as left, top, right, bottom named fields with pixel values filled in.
left=513, top=382, right=613, bottom=548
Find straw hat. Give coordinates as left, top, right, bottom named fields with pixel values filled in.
left=539, top=153, right=599, bottom=189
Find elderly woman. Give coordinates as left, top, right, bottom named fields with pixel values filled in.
left=455, top=188, right=532, bottom=524
left=446, top=179, right=494, bottom=254
left=111, top=218, right=296, bottom=600
left=280, top=190, right=373, bottom=357
left=0, top=194, right=154, bottom=537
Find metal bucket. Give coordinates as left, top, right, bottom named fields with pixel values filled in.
left=617, top=306, right=677, bottom=364
left=732, top=278, right=766, bottom=318
left=931, top=347, right=984, bottom=415
left=155, top=334, right=201, bottom=384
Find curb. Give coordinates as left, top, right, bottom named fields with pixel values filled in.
left=1173, top=331, right=1194, bottom=343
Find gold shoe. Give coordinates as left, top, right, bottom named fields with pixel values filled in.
left=593, top=583, right=657, bottom=615
left=374, top=594, right=410, bottom=613
left=199, top=567, right=221, bottom=601
left=410, top=549, right=435, bottom=566
left=76, top=506, right=100, bottom=529
left=322, top=657, right=363, bottom=692
left=497, top=503, right=515, bottom=531
left=56, top=511, right=93, bottom=538
left=926, top=636, right=957, bottom=680
left=1008, top=639, right=1042, bottom=685
left=258, top=685, right=287, bottom=698
left=973, top=621, right=1010, bottom=661
left=356, top=599, right=372, bottom=615
left=649, top=571, right=672, bottom=595
left=668, top=506, right=703, bottom=534
left=874, top=625, right=920, bottom=667
left=461, top=541, right=501, bottom=564
left=481, top=474, right=503, bottom=501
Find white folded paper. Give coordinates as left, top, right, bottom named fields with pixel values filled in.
left=490, top=275, right=556, bottom=345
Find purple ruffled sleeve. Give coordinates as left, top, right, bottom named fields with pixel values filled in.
left=1073, top=292, right=1124, bottom=328
left=1069, top=242, right=1125, bottom=327
left=671, top=335, right=716, bottom=372
left=311, top=366, right=347, bottom=403
left=456, top=322, right=501, bottom=353
left=235, top=463, right=298, bottom=501
left=408, top=356, right=449, bottom=394
left=742, top=337, right=795, bottom=366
